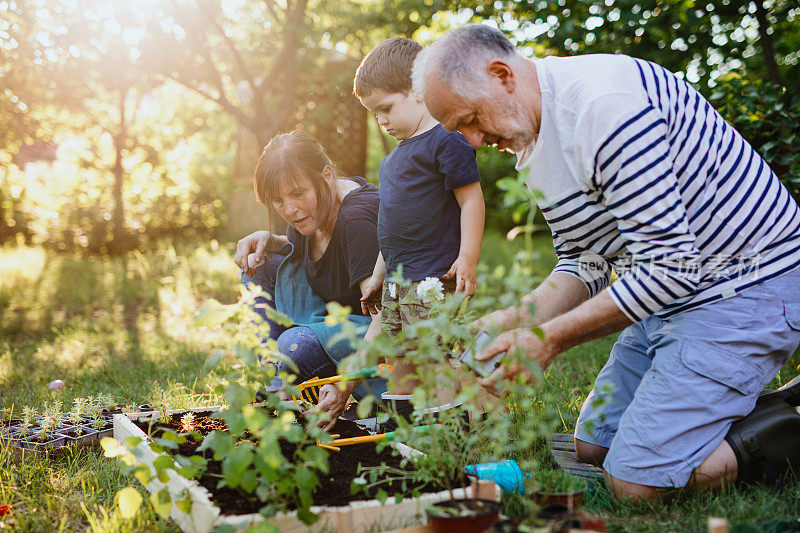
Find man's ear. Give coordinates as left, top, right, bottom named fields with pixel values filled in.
left=487, top=60, right=515, bottom=93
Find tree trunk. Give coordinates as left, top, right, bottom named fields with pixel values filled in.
left=111, top=89, right=128, bottom=254
left=752, top=0, right=782, bottom=86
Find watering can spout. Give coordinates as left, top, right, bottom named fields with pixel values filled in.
left=465, top=459, right=532, bottom=494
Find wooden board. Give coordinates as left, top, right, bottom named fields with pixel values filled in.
left=114, top=407, right=500, bottom=533
left=548, top=433, right=605, bottom=482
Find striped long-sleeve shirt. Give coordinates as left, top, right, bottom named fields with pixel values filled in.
left=515, top=54, right=800, bottom=322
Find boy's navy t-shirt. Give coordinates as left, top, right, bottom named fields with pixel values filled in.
left=287, top=176, right=379, bottom=315
left=378, top=124, right=480, bottom=281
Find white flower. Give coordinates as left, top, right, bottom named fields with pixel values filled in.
left=416, top=277, right=445, bottom=303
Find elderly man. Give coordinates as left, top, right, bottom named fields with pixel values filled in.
left=413, top=24, right=800, bottom=501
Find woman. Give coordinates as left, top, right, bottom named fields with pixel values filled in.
left=234, top=131, right=383, bottom=429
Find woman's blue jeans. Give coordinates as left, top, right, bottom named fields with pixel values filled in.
left=239, top=254, right=338, bottom=391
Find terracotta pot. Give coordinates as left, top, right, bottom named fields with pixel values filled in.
left=427, top=498, right=501, bottom=533
left=532, top=488, right=585, bottom=510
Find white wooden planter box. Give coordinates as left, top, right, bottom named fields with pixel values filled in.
left=114, top=407, right=500, bottom=533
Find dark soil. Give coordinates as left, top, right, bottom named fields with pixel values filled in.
left=133, top=410, right=462, bottom=515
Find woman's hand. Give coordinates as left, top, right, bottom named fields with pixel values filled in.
left=234, top=231, right=274, bottom=276
left=310, top=382, right=358, bottom=431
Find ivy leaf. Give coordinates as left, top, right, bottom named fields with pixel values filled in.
left=149, top=489, right=172, bottom=520
left=153, top=455, right=174, bottom=471
left=375, top=488, right=388, bottom=504
left=175, top=498, right=192, bottom=515
left=294, top=467, right=317, bottom=491
left=233, top=340, right=258, bottom=366
left=297, top=506, right=319, bottom=525
left=203, top=349, right=224, bottom=371
left=100, top=437, right=127, bottom=458
left=356, top=395, right=374, bottom=420
left=222, top=443, right=254, bottom=487
left=133, top=466, right=152, bottom=487
left=193, top=299, right=237, bottom=327
left=153, top=438, right=179, bottom=450
left=225, top=382, right=253, bottom=409
left=123, top=436, right=142, bottom=448
left=240, top=469, right=258, bottom=493
left=116, top=487, right=143, bottom=519
left=198, top=430, right=233, bottom=461
left=159, top=429, right=187, bottom=444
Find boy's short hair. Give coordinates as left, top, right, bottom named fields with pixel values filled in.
left=353, top=37, right=422, bottom=98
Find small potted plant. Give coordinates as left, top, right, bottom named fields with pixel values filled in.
left=1, top=406, right=20, bottom=428
left=17, top=406, right=37, bottom=440
left=57, top=398, right=97, bottom=445
left=25, top=410, right=66, bottom=450
left=531, top=469, right=587, bottom=510
left=70, top=397, right=88, bottom=426
left=87, top=396, right=112, bottom=437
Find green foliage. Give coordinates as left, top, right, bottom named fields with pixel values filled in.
left=533, top=468, right=587, bottom=494
left=478, top=0, right=799, bottom=91
left=710, top=75, right=800, bottom=200
left=108, top=283, right=333, bottom=524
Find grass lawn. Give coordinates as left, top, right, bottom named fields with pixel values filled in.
left=1, top=232, right=798, bottom=532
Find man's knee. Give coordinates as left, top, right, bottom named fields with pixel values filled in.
left=575, top=437, right=608, bottom=466
left=605, top=472, right=663, bottom=502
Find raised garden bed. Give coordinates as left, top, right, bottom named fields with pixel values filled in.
left=114, top=406, right=499, bottom=533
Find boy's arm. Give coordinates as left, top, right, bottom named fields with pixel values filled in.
left=360, top=252, right=386, bottom=315
left=445, top=181, right=485, bottom=296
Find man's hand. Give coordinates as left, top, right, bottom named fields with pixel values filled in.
left=443, top=255, right=478, bottom=296
left=308, top=382, right=358, bottom=432
left=359, top=273, right=384, bottom=316
left=475, top=328, right=558, bottom=397
left=471, top=307, right=516, bottom=334
left=234, top=231, right=273, bottom=277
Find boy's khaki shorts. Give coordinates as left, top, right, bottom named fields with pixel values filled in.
left=380, top=278, right=456, bottom=338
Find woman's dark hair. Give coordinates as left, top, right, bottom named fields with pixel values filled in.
left=254, top=131, right=337, bottom=235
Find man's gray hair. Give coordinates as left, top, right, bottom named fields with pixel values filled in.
left=412, top=24, right=517, bottom=100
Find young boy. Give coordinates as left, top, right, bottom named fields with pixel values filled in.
left=353, top=37, right=485, bottom=405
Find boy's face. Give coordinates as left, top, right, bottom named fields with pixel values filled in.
left=359, top=89, right=429, bottom=141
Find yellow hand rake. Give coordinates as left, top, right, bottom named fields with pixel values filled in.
left=292, top=363, right=392, bottom=410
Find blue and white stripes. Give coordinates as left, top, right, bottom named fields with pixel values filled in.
left=519, top=54, right=800, bottom=322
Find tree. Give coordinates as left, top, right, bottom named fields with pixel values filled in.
left=479, top=0, right=799, bottom=92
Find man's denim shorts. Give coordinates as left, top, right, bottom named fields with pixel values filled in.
left=575, top=266, right=800, bottom=487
